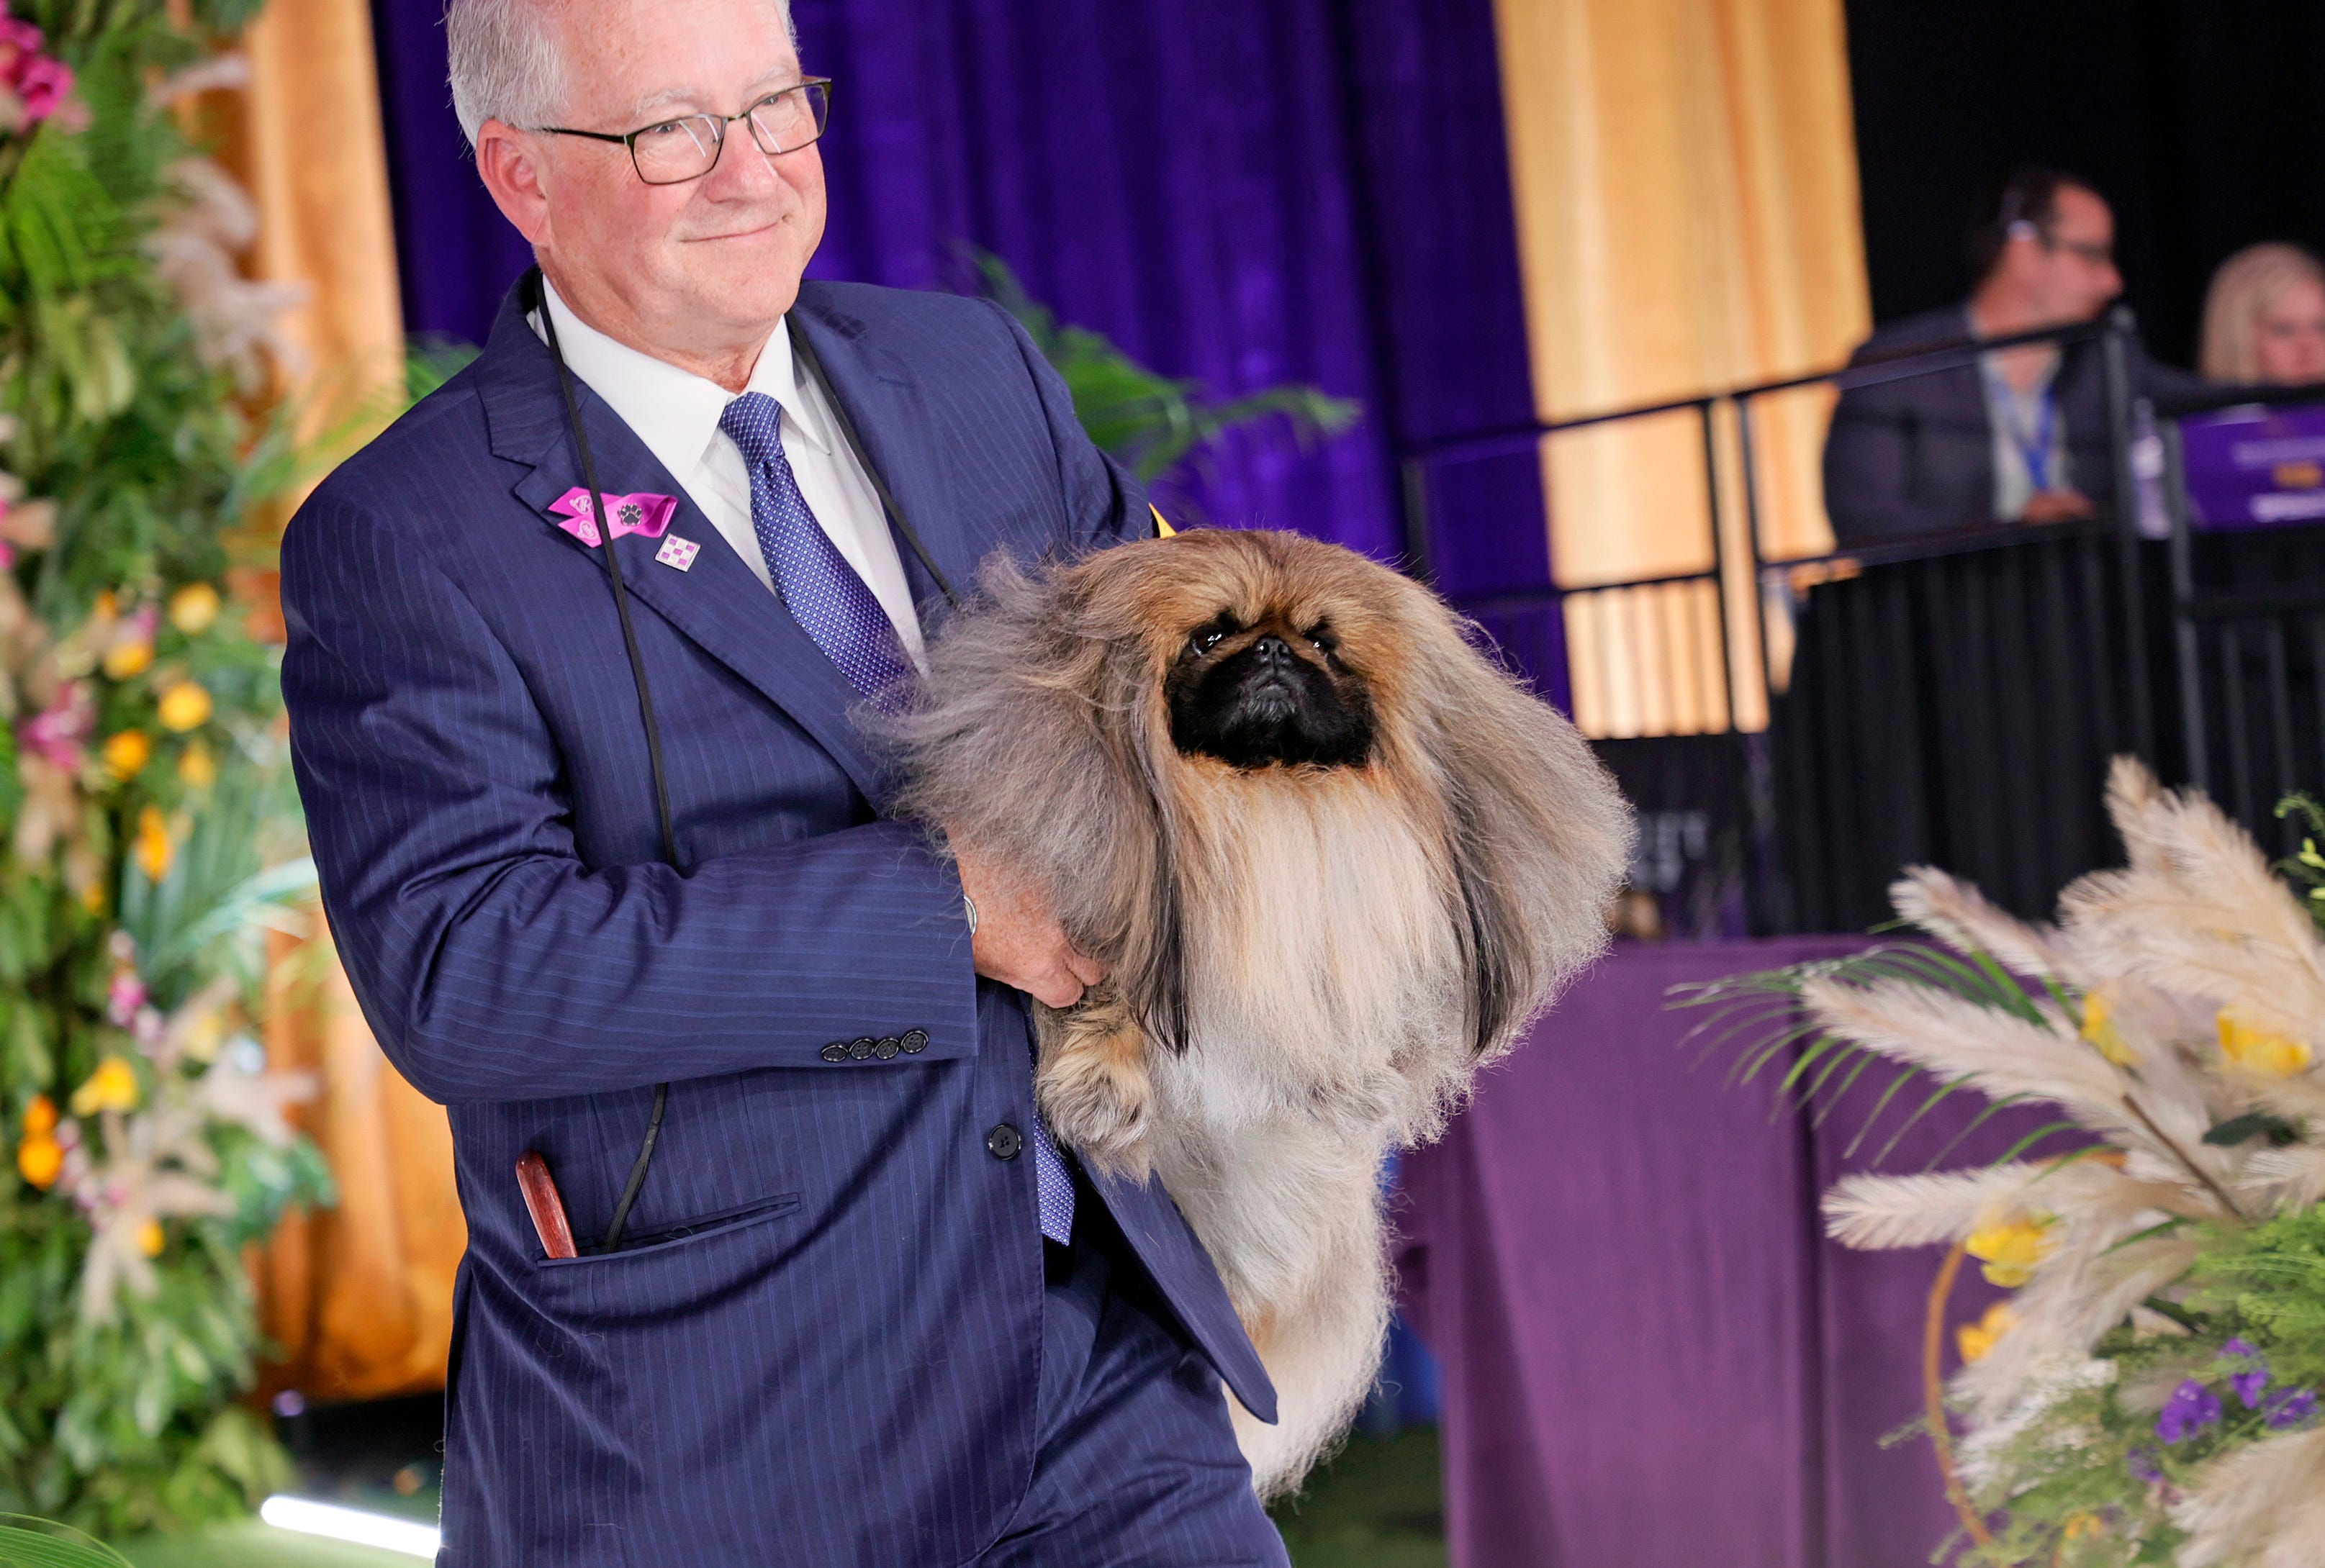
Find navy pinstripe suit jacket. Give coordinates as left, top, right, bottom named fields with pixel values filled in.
left=281, top=274, right=1275, bottom=1567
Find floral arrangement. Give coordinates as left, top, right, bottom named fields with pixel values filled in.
left=1706, top=759, right=2325, bottom=1566
left=2, top=0, right=328, bottom=1538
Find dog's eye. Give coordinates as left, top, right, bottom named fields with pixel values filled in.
left=1304, top=625, right=1337, bottom=655
left=1191, top=627, right=1227, bottom=656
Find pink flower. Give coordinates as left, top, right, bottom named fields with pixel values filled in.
left=19, top=681, right=94, bottom=769
left=14, top=54, right=71, bottom=124
left=107, top=969, right=148, bottom=1027
left=0, top=17, right=44, bottom=71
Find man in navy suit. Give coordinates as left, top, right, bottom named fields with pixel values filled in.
left=1822, top=168, right=2200, bottom=546
left=279, top=0, right=1283, bottom=1562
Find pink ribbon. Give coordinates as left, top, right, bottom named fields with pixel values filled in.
left=547, top=487, right=678, bottom=548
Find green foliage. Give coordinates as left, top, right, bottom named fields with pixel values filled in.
left=2273, top=792, right=2325, bottom=938
left=1674, top=941, right=2064, bottom=1167
left=962, top=247, right=1361, bottom=491
left=1948, top=1212, right=2325, bottom=1567
left=1, top=0, right=328, bottom=1540
left=2192, top=1205, right=2325, bottom=1380
left=0, top=1513, right=133, bottom=1567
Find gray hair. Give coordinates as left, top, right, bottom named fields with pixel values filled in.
left=445, top=0, right=795, bottom=148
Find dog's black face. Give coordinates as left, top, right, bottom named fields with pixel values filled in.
left=1165, top=611, right=1376, bottom=769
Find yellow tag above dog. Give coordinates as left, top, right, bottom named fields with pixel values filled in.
left=1150, top=504, right=1175, bottom=538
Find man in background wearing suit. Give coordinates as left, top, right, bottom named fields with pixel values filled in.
left=278, top=0, right=1283, bottom=1562
left=1822, top=166, right=2201, bottom=546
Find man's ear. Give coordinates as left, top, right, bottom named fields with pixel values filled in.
left=476, top=120, right=552, bottom=247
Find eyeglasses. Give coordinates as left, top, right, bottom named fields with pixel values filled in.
left=537, top=79, right=832, bottom=186
left=2046, top=236, right=2115, bottom=268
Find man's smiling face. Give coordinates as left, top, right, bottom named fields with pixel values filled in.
left=490, top=0, right=825, bottom=371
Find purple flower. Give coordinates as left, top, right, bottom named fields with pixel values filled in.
left=2221, top=1338, right=2270, bottom=1408
left=2157, top=1379, right=2224, bottom=1444
left=2264, top=1387, right=2319, bottom=1431
left=2127, top=1446, right=2165, bottom=1483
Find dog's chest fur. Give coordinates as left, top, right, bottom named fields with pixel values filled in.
left=1150, top=771, right=1471, bottom=1308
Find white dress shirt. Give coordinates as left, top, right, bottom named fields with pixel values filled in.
left=1969, top=307, right=2069, bottom=524
left=532, top=279, right=925, bottom=663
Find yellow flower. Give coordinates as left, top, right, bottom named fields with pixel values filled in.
left=1956, top=1301, right=2018, bottom=1364
left=2079, top=989, right=2136, bottom=1067
left=181, top=1008, right=226, bottom=1064
left=155, top=681, right=212, bottom=732
left=168, top=583, right=221, bottom=635
left=1965, top=1215, right=2056, bottom=1288
left=22, top=1094, right=57, bottom=1137
left=2217, top=1010, right=2313, bottom=1077
left=68, top=1056, right=140, bottom=1118
left=132, top=805, right=173, bottom=882
left=177, top=740, right=217, bottom=789
left=16, top=1134, right=61, bottom=1189
left=101, top=730, right=152, bottom=781
left=101, top=639, right=153, bottom=681
left=2062, top=1513, right=2104, bottom=1541
left=135, top=1218, right=165, bottom=1258
left=79, top=882, right=107, bottom=916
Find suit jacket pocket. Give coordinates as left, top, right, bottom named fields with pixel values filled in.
left=533, top=1192, right=800, bottom=1268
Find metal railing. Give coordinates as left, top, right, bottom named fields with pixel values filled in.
left=1396, top=311, right=2166, bottom=933
left=1399, top=313, right=2139, bottom=741
left=2158, top=379, right=2325, bottom=850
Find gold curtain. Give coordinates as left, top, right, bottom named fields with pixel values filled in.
left=204, top=0, right=466, bottom=1402
left=1489, top=0, right=1871, bottom=735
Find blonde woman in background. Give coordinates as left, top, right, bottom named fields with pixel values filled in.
left=2200, top=241, right=2325, bottom=384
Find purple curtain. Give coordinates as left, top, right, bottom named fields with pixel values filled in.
left=363, top=0, right=1566, bottom=703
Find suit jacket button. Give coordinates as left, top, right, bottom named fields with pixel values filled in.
left=874, top=1035, right=902, bottom=1059
left=986, top=1123, right=1023, bottom=1161
left=819, top=1043, right=848, bottom=1063
left=849, top=1036, right=877, bottom=1060
left=900, top=1029, right=929, bottom=1054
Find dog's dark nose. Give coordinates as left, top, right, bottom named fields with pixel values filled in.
left=1252, top=634, right=1293, bottom=666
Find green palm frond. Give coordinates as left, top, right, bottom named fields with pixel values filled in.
left=1673, top=940, right=2064, bottom=1166
left=116, top=763, right=312, bottom=1010
left=962, top=246, right=1360, bottom=486
left=0, top=1515, right=132, bottom=1567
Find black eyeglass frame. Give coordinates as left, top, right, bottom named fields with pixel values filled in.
left=536, top=78, right=834, bottom=185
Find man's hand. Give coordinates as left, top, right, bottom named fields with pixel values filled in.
left=2021, top=488, right=2096, bottom=523
left=955, top=847, right=1109, bottom=1010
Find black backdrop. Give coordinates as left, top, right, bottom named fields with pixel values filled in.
left=1844, top=2, right=2325, bottom=369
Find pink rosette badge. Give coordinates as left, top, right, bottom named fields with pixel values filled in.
left=546, top=488, right=678, bottom=548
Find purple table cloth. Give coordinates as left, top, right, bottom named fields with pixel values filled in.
left=1396, top=937, right=2049, bottom=1568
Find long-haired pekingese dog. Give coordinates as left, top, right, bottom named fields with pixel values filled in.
left=882, top=527, right=1631, bottom=1497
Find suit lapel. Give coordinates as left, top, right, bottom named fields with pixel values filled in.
left=792, top=288, right=982, bottom=618
left=476, top=276, right=889, bottom=803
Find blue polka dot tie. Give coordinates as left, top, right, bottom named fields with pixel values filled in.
left=720, top=392, right=915, bottom=709
left=720, top=390, right=1075, bottom=1245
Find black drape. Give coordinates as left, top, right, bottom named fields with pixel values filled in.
left=1844, top=2, right=2325, bottom=369
left=1771, top=523, right=2325, bottom=932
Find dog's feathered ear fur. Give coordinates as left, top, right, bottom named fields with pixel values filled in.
left=875, top=554, right=1191, bottom=1053
left=1388, top=578, right=1635, bottom=1056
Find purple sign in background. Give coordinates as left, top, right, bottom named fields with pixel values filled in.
left=2179, top=402, right=2325, bottom=530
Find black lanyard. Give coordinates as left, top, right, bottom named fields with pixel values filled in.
left=527, top=269, right=960, bottom=1251
left=534, top=269, right=674, bottom=1253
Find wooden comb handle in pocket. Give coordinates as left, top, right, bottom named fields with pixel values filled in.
left=516, top=1150, right=578, bottom=1260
